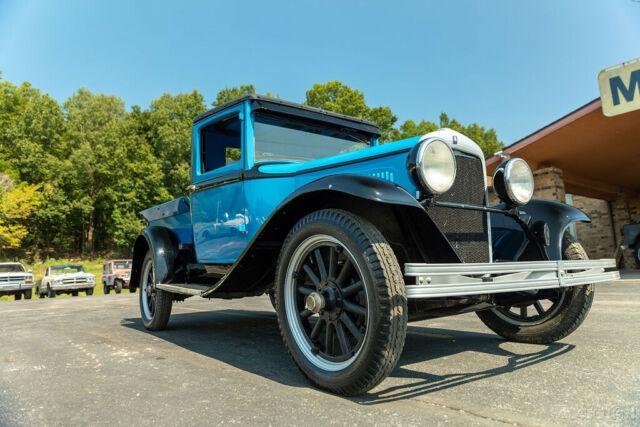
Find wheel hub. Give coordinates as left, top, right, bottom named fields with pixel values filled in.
left=305, top=292, right=325, bottom=314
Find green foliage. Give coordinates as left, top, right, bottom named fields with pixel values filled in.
left=0, top=75, right=503, bottom=258
left=213, top=84, right=256, bottom=106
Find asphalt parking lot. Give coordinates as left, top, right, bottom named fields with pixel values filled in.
left=1, top=279, right=639, bottom=426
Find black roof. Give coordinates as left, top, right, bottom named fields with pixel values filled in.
left=193, top=94, right=381, bottom=137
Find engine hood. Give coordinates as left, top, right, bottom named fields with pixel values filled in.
left=257, top=128, right=485, bottom=177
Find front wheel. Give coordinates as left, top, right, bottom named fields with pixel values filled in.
left=477, top=238, right=594, bottom=344
left=47, top=286, right=55, bottom=298
left=24, top=289, right=32, bottom=299
left=114, top=280, right=122, bottom=294
left=276, top=209, right=408, bottom=396
left=14, top=292, right=22, bottom=301
left=634, top=245, right=640, bottom=268
left=139, top=251, right=173, bottom=331
left=86, top=288, right=93, bottom=296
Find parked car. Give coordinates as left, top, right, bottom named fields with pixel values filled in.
left=36, top=264, right=95, bottom=298
left=102, top=259, right=132, bottom=294
left=621, top=221, right=640, bottom=267
left=130, top=95, right=619, bottom=396
left=0, top=262, right=34, bottom=300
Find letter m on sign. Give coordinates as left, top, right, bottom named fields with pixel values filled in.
left=599, top=58, right=640, bottom=117
left=609, top=70, right=640, bottom=105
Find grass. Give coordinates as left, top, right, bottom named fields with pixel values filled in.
left=0, top=258, right=133, bottom=302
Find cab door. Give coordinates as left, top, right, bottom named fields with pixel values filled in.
left=189, top=105, right=248, bottom=264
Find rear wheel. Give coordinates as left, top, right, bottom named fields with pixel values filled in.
left=139, top=251, right=173, bottom=331
left=86, top=288, right=93, bottom=296
left=14, top=292, right=22, bottom=301
left=276, top=209, right=407, bottom=396
left=634, top=245, right=640, bottom=268
left=477, top=238, right=594, bottom=344
left=71, top=291, right=78, bottom=297
left=103, top=283, right=110, bottom=295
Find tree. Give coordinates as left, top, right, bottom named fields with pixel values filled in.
left=142, top=91, right=206, bottom=197
left=213, top=84, right=255, bottom=106
left=0, top=180, right=42, bottom=249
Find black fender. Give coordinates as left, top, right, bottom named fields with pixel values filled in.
left=130, top=226, right=180, bottom=291
left=204, top=174, right=459, bottom=297
left=491, top=199, right=590, bottom=261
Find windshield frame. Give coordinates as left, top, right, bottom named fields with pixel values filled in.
left=50, top=265, right=85, bottom=275
left=0, top=264, right=25, bottom=273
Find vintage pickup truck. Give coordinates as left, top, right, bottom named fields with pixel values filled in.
left=36, top=264, right=96, bottom=298
left=131, top=95, right=619, bottom=395
left=0, top=262, right=34, bottom=300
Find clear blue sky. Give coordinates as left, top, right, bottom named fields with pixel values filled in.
left=1, top=0, right=638, bottom=144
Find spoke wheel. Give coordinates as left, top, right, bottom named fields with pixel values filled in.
left=477, top=237, right=595, bottom=344
left=285, top=235, right=369, bottom=370
left=276, top=209, right=407, bottom=396
left=492, top=292, right=566, bottom=326
left=139, top=250, right=173, bottom=331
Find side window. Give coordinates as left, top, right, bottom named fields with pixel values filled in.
left=200, top=114, right=242, bottom=173
left=104, top=264, right=109, bottom=274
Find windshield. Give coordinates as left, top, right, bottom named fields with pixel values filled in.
left=0, top=264, right=25, bottom=273
left=254, top=113, right=372, bottom=164
left=114, top=261, right=132, bottom=270
left=51, top=265, right=84, bottom=275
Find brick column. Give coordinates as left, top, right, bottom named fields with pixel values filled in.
left=533, top=166, right=565, bottom=202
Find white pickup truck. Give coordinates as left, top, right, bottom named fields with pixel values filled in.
left=0, top=262, right=34, bottom=300
left=36, top=264, right=96, bottom=298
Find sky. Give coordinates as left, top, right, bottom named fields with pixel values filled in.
left=0, top=0, right=638, bottom=145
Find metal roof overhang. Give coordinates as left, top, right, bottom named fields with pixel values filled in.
left=486, top=99, right=640, bottom=200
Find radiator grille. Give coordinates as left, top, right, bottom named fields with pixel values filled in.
left=426, top=153, right=489, bottom=263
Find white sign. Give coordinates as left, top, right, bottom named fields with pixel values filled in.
left=598, top=57, right=640, bottom=117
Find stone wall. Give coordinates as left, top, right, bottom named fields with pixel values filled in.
left=571, top=195, right=617, bottom=260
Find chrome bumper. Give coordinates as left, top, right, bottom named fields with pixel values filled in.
left=0, top=283, right=32, bottom=292
left=404, top=259, right=619, bottom=299
left=51, top=283, right=95, bottom=291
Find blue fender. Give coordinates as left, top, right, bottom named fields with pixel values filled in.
left=491, top=199, right=590, bottom=261
left=130, top=226, right=181, bottom=291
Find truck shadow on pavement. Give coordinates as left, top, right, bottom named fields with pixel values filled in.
left=122, top=309, right=574, bottom=402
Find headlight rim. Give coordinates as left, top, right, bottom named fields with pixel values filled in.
left=414, top=138, right=457, bottom=195
left=493, top=158, right=534, bottom=206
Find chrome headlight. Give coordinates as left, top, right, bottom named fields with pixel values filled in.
left=492, top=158, right=534, bottom=206
left=412, top=139, right=456, bottom=194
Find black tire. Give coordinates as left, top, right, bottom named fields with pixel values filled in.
left=476, top=238, right=594, bottom=344
left=139, top=251, right=173, bottom=331
left=47, top=286, right=55, bottom=298
left=37, top=287, right=44, bottom=299
left=86, top=288, right=94, bottom=296
left=103, top=283, right=110, bottom=295
left=71, top=291, right=78, bottom=297
left=115, top=280, right=122, bottom=294
left=276, top=209, right=408, bottom=396
left=24, top=289, right=32, bottom=299
left=14, top=292, right=22, bottom=301
left=634, top=245, right=640, bottom=268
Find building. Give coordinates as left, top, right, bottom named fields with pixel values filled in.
left=485, top=98, right=640, bottom=268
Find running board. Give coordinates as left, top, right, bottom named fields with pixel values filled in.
left=156, top=283, right=210, bottom=296
left=404, top=259, right=619, bottom=299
